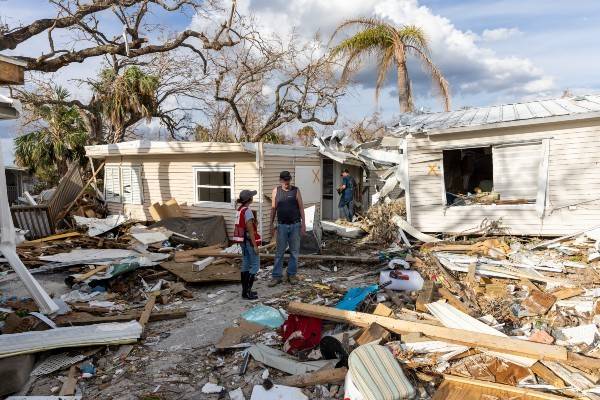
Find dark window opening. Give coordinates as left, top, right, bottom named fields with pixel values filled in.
left=443, top=147, right=493, bottom=206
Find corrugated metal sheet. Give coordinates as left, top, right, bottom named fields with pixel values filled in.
left=47, top=163, right=83, bottom=222
left=10, top=206, right=54, bottom=238
left=391, top=94, right=600, bottom=136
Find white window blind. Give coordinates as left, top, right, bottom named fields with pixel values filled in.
left=492, top=142, right=542, bottom=201
left=104, top=166, right=121, bottom=203
left=121, top=166, right=143, bottom=205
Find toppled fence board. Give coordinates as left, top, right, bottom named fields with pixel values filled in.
left=160, top=261, right=240, bottom=283
left=0, top=321, right=142, bottom=358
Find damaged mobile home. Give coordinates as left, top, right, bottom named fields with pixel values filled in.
left=85, top=141, right=381, bottom=241
left=387, top=94, right=600, bottom=236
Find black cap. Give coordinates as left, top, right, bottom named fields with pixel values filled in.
left=237, top=189, right=257, bottom=203
left=279, top=170, right=292, bottom=180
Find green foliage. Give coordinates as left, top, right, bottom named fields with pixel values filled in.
left=260, top=131, right=291, bottom=144
left=330, top=18, right=450, bottom=112
left=14, top=86, right=88, bottom=185
left=94, top=66, right=160, bottom=142
left=295, top=125, right=317, bottom=146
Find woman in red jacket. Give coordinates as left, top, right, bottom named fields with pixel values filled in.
left=232, top=190, right=261, bottom=300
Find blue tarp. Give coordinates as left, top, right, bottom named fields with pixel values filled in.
left=335, top=284, right=379, bottom=311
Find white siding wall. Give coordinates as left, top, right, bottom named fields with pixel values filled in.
left=406, top=118, right=600, bottom=235
left=104, top=153, right=259, bottom=240
left=103, top=152, right=321, bottom=243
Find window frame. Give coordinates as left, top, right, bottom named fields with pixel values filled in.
left=192, top=165, right=235, bottom=209
left=440, top=141, right=544, bottom=210
left=103, top=165, right=143, bottom=204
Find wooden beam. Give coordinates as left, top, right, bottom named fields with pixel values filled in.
left=181, top=251, right=381, bottom=263
left=276, top=367, right=347, bottom=388
left=356, top=323, right=390, bottom=346
left=18, top=231, right=80, bottom=246
left=438, top=287, right=473, bottom=315
left=138, top=293, right=158, bottom=329
left=73, top=265, right=108, bottom=283
left=441, top=375, right=571, bottom=400
left=551, top=287, right=585, bottom=300
left=416, top=280, right=435, bottom=312
left=287, top=302, right=575, bottom=364
left=55, top=309, right=186, bottom=326
left=0, top=59, right=24, bottom=85
left=58, top=365, right=78, bottom=396
left=531, top=362, right=565, bottom=388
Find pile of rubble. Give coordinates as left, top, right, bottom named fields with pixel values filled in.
left=2, top=203, right=600, bottom=399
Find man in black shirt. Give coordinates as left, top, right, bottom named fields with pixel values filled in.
left=268, top=170, right=306, bottom=286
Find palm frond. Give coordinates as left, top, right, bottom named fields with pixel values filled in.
left=397, top=25, right=429, bottom=51
left=328, top=17, right=392, bottom=46
left=375, top=46, right=395, bottom=103
left=406, top=44, right=451, bottom=111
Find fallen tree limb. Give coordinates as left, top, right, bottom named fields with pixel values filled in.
left=286, top=302, right=600, bottom=370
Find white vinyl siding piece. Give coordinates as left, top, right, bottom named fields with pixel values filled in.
left=536, top=139, right=550, bottom=217
left=0, top=321, right=142, bottom=358
left=193, top=166, right=234, bottom=207
left=492, top=142, right=542, bottom=201
left=121, top=166, right=143, bottom=205
left=104, top=166, right=121, bottom=203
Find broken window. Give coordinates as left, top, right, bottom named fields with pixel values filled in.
left=194, top=166, right=233, bottom=205
left=443, top=142, right=543, bottom=206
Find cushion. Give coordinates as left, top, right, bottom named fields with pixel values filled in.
left=348, top=344, right=415, bottom=400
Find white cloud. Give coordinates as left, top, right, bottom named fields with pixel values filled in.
left=237, top=0, right=554, bottom=111
left=481, top=27, right=522, bottom=42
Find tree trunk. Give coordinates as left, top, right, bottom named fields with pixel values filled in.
left=395, top=45, right=413, bottom=113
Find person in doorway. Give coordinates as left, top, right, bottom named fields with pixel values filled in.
left=232, top=190, right=261, bottom=300
left=269, top=170, right=306, bottom=286
left=338, top=168, right=354, bottom=221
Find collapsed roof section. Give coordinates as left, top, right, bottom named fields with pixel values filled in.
left=312, top=130, right=406, bottom=202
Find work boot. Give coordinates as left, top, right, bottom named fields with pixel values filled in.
left=240, top=271, right=249, bottom=298
left=268, top=277, right=283, bottom=287
left=287, top=275, right=299, bottom=285
left=246, top=274, right=258, bottom=299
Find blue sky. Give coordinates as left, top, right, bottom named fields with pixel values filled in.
left=1, top=0, right=600, bottom=159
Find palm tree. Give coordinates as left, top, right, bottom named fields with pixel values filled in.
left=330, top=18, right=450, bottom=113
left=94, top=66, right=160, bottom=143
left=15, top=86, right=88, bottom=184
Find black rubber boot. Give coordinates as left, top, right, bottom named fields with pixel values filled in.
left=241, top=271, right=249, bottom=299
left=247, top=273, right=258, bottom=299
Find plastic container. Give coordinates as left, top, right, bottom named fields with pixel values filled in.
left=379, top=270, right=424, bottom=291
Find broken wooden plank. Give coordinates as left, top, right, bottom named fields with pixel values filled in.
left=19, top=231, right=80, bottom=246
left=373, top=303, right=394, bottom=317
left=416, top=280, right=435, bottom=312
left=437, top=375, right=571, bottom=400
left=54, top=309, right=187, bottom=326
left=531, top=362, right=565, bottom=388
left=138, top=293, right=158, bottom=329
left=551, top=287, right=585, bottom=300
left=58, top=365, right=78, bottom=396
left=438, top=287, right=472, bottom=315
left=160, top=261, right=241, bottom=283
left=356, top=323, right=390, bottom=346
left=287, top=302, right=574, bottom=364
left=276, top=367, right=347, bottom=388
left=73, top=265, right=108, bottom=283
left=180, top=252, right=380, bottom=263
left=173, top=244, right=226, bottom=262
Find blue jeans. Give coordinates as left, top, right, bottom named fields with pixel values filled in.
left=339, top=200, right=354, bottom=221
left=273, top=222, right=301, bottom=278
left=241, top=240, right=259, bottom=274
